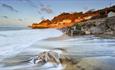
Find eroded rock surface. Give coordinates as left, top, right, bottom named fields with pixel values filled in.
left=60, top=16, right=115, bottom=36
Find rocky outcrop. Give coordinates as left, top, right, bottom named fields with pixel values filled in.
left=60, top=16, right=115, bottom=36
left=31, top=5, right=115, bottom=29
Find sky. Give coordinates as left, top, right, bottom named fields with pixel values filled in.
left=0, top=0, right=115, bottom=26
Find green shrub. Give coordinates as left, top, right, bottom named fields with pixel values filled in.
left=75, top=23, right=82, bottom=30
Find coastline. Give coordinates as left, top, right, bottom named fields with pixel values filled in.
left=60, top=16, right=115, bottom=37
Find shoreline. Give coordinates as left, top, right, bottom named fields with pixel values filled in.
left=42, top=34, right=71, bottom=41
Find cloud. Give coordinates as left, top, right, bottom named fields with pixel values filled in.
left=38, top=11, right=42, bottom=14
left=39, top=3, right=53, bottom=14
left=39, top=3, right=45, bottom=7
left=26, top=0, right=37, bottom=8
left=19, top=0, right=37, bottom=8
left=17, top=19, right=23, bottom=22
left=2, top=16, right=8, bottom=19
left=40, top=7, right=53, bottom=14
left=1, top=4, right=18, bottom=12
left=34, top=2, right=53, bottom=14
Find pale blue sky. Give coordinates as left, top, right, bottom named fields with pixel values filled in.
left=0, top=0, right=115, bottom=26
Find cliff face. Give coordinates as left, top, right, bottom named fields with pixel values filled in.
left=31, top=5, right=115, bottom=29
left=31, top=12, right=100, bottom=29
left=51, top=12, right=83, bottom=24
left=60, top=16, right=115, bottom=36
left=31, top=12, right=85, bottom=28
left=32, top=19, right=51, bottom=28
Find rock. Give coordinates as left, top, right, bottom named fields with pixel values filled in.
left=85, top=30, right=91, bottom=35
left=60, top=16, right=115, bottom=36
left=90, top=26, right=103, bottom=34
left=104, top=31, right=115, bottom=35
left=106, top=17, right=115, bottom=31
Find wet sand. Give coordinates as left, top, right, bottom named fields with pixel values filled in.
left=62, top=56, right=115, bottom=70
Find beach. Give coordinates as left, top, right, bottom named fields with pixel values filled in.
left=0, top=28, right=115, bottom=70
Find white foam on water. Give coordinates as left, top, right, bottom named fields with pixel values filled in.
left=0, top=29, right=115, bottom=70
left=40, top=63, right=64, bottom=70
left=0, top=29, right=63, bottom=60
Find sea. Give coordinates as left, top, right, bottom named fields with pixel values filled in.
left=0, top=26, right=115, bottom=70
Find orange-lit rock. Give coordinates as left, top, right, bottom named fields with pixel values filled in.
left=62, top=19, right=72, bottom=23
left=31, top=5, right=115, bottom=29
left=74, top=17, right=83, bottom=23
left=32, top=19, right=51, bottom=28
left=84, top=16, right=92, bottom=20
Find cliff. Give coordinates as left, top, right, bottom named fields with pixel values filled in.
left=60, top=16, right=115, bottom=36
left=31, top=5, right=115, bottom=29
